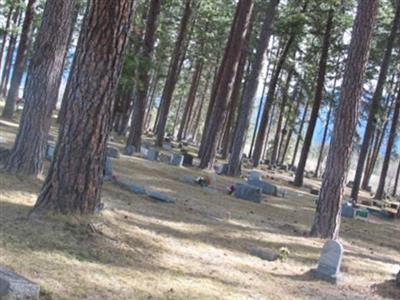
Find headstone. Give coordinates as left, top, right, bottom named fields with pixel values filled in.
left=314, top=240, right=343, bottom=283
left=0, top=137, right=6, bottom=144
left=104, top=157, right=113, bottom=180
left=250, top=247, right=279, bottom=261
left=114, top=178, right=146, bottom=195
left=234, top=183, right=262, bottom=203
left=159, top=153, right=171, bottom=164
left=216, top=163, right=229, bottom=175
left=146, top=190, right=176, bottom=203
left=106, top=146, right=120, bottom=158
left=163, top=143, right=173, bottom=150
left=170, top=153, right=184, bottom=167
left=140, top=146, right=149, bottom=157
left=182, top=153, right=194, bottom=166
left=146, top=148, right=159, bottom=161
left=249, top=170, right=263, bottom=181
left=310, top=188, right=319, bottom=196
left=248, top=179, right=285, bottom=197
left=341, top=202, right=355, bottom=218
left=0, top=267, right=40, bottom=300
left=354, top=209, right=369, bottom=220
left=396, top=270, right=400, bottom=287
left=46, top=144, right=55, bottom=161
left=123, top=145, right=135, bottom=156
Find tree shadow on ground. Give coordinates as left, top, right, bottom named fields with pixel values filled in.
left=371, top=279, right=400, bottom=299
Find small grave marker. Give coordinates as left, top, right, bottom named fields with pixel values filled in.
left=0, top=267, right=40, bottom=300
left=106, top=146, right=120, bottom=158
left=170, top=153, right=184, bottom=167
left=234, top=183, right=262, bottom=203
left=46, top=144, right=55, bottom=161
left=314, top=240, right=343, bottom=284
left=146, top=148, right=159, bottom=161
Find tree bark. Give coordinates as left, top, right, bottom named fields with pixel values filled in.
left=227, top=0, right=279, bottom=175
left=155, top=0, right=193, bottom=146
left=361, top=85, right=396, bottom=189
left=0, top=9, right=21, bottom=95
left=271, top=68, right=294, bottom=166
left=351, top=1, right=400, bottom=201
left=311, top=0, right=378, bottom=239
left=375, top=88, right=400, bottom=200
left=2, top=0, right=36, bottom=119
left=392, top=159, right=400, bottom=197
left=290, top=98, right=309, bottom=168
left=199, top=0, right=254, bottom=169
left=294, top=9, right=334, bottom=186
left=127, top=0, right=162, bottom=151
left=31, top=0, right=135, bottom=216
left=252, top=36, right=294, bottom=167
left=0, top=5, right=14, bottom=72
left=5, top=0, right=76, bottom=176
left=177, top=59, right=203, bottom=141
left=280, top=83, right=303, bottom=165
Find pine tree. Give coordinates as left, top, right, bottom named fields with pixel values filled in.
left=31, top=0, right=135, bottom=216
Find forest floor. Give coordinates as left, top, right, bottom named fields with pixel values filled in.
left=0, top=116, right=400, bottom=300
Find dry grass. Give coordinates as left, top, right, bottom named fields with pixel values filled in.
left=0, top=117, right=399, bottom=300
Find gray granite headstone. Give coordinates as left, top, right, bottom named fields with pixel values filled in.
left=146, top=190, right=176, bottom=203
left=341, top=202, right=355, bottom=218
left=140, top=146, right=149, bottom=157
left=106, top=146, right=120, bottom=158
left=250, top=247, right=279, bottom=261
left=182, top=153, right=194, bottom=166
left=159, top=153, right=171, bottom=164
left=114, top=178, right=146, bottom=195
left=170, top=154, right=184, bottom=167
left=163, top=143, right=173, bottom=150
left=46, top=144, right=55, bottom=161
left=104, top=157, right=113, bottom=181
left=146, top=149, right=159, bottom=161
left=0, top=267, right=40, bottom=300
left=216, top=163, right=229, bottom=175
left=314, top=240, right=343, bottom=283
left=249, top=171, right=263, bottom=181
left=234, top=183, right=262, bottom=203
left=248, top=179, right=285, bottom=197
left=123, top=145, right=135, bottom=156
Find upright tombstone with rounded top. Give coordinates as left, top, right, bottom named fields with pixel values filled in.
left=314, top=240, right=344, bottom=284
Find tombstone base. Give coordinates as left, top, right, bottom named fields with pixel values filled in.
left=312, top=268, right=343, bottom=284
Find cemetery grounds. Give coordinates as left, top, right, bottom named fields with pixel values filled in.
left=0, top=116, right=399, bottom=300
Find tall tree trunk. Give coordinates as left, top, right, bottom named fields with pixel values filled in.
left=392, top=159, right=400, bottom=197
left=155, top=0, right=193, bottom=146
left=314, top=62, right=340, bottom=177
left=271, top=68, right=294, bottom=166
left=290, top=98, right=309, bottom=168
left=199, top=0, right=254, bottom=169
left=144, top=69, right=160, bottom=130
left=280, top=83, right=303, bottom=165
left=361, top=95, right=394, bottom=190
left=252, top=36, right=294, bottom=167
left=2, top=0, right=36, bottom=119
left=351, top=2, right=400, bottom=200
left=227, top=0, right=279, bottom=175
left=311, top=0, right=378, bottom=239
left=5, top=0, right=76, bottom=176
left=294, top=9, right=334, bottom=186
left=127, top=0, right=162, bottom=151
left=1, top=9, right=21, bottom=95
left=374, top=89, right=400, bottom=200
left=177, top=59, right=203, bottom=141
left=0, top=5, right=14, bottom=72
left=191, top=72, right=211, bottom=142
left=221, top=47, right=247, bottom=159
left=31, top=0, right=135, bottom=216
